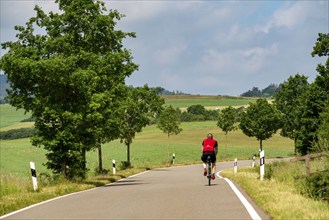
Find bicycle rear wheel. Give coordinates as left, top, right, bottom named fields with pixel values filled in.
left=207, top=162, right=211, bottom=186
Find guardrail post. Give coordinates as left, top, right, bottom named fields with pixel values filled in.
left=30, top=161, right=38, bottom=191
left=260, top=150, right=265, bottom=181
left=234, top=158, right=237, bottom=173
left=112, top=159, right=116, bottom=175
left=252, top=155, right=256, bottom=167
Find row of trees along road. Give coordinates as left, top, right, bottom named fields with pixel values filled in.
left=218, top=33, right=329, bottom=157
left=0, top=0, right=167, bottom=178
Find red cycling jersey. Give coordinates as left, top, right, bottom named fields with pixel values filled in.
left=202, top=138, right=218, bottom=152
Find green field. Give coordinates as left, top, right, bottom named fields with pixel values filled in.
left=162, top=95, right=257, bottom=109
left=0, top=104, right=32, bottom=128
left=0, top=100, right=293, bottom=179
left=1, top=121, right=294, bottom=179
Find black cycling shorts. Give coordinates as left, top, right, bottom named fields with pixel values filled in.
left=201, top=152, right=216, bottom=163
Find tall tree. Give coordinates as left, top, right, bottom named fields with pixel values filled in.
left=274, top=74, right=309, bottom=154
left=0, top=0, right=138, bottom=178
left=217, top=106, right=237, bottom=157
left=119, top=85, right=164, bottom=167
left=157, top=105, right=182, bottom=163
left=315, top=106, right=329, bottom=152
left=239, top=99, right=281, bottom=151
left=294, top=33, right=329, bottom=155
left=157, top=105, right=183, bottom=138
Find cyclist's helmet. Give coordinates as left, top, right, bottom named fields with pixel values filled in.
left=207, top=133, right=213, bottom=139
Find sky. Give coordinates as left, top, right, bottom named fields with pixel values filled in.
left=1, top=0, right=328, bottom=96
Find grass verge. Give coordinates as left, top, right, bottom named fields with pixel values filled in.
left=222, top=159, right=329, bottom=220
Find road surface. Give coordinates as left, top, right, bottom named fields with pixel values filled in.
left=2, top=160, right=275, bottom=219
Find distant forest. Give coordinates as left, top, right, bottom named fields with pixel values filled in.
left=240, top=84, right=280, bottom=97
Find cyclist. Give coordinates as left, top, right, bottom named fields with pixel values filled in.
left=201, top=133, right=218, bottom=180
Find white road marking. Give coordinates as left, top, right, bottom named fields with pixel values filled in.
left=0, top=170, right=151, bottom=219
left=217, top=171, right=262, bottom=220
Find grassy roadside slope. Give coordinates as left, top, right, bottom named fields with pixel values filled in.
left=222, top=160, right=329, bottom=219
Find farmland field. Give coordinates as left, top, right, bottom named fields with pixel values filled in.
left=162, top=95, right=258, bottom=109
left=0, top=104, right=32, bottom=128
left=0, top=96, right=293, bottom=179
left=1, top=121, right=294, bottom=178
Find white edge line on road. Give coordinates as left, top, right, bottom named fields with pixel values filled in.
left=217, top=171, right=262, bottom=220
left=0, top=170, right=151, bottom=219
left=0, top=188, right=96, bottom=219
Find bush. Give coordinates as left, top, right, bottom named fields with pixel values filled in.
left=306, top=169, right=329, bottom=202
left=0, top=128, right=35, bottom=140
left=119, top=161, right=132, bottom=170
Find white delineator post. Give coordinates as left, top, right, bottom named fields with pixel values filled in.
left=30, top=161, right=38, bottom=191
left=260, top=150, right=265, bottom=181
left=172, top=153, right=175, bottom=165
left=112, top=159, right=116, bottom=175
left=252, top=155, right=256, bottom=167
left=234, top=158, right=238, bottom=173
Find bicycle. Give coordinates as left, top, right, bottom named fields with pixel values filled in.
left=206, top=155, right=212, bottom=186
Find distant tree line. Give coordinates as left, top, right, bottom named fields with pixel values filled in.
left=152, top=86, right=189, bottom=95
left=240, top=84, right=279, bottom=97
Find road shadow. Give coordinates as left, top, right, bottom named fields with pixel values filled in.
left=104, top=179, right=148, bottom=187
left=153, top=169, right=171, bottom=172
left=204, top=184, right=218, bottom=186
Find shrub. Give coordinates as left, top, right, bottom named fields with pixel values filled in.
left=0, top=128, right=35, bottom=140
left=306, top=169, right=329, bottom=202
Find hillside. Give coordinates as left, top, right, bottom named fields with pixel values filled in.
left=162, top=94, right=257, bottom=109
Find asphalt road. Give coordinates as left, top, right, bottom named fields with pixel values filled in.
left=2, top=160, right=276, bottom=220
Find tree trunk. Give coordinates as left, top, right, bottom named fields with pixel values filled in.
left=81, top=147, right=87, bottom=178
left=127, top=142, right=131, bottom=167
left=294, top=137, right=297, bottom=155
left=225, top=133, right=228, bottom=159
left=82, top=148, right=86, bottom=170
left=260, top=139, right=263, bottom=151
left=98, top=141, right=103, bottom=175
left=62, top=159, right=67, bottom=179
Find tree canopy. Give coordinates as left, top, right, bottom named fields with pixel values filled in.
left=239, top=99, right=281, bottom=151
left=0, top=0, right=138, bottom=178
left=217, top=106, right=237, bottom=135
left=157, top=105, right=182, bottom=138
left=119, top=85, right=164, bottom=166
left=274, top=73, right=309, bottom=154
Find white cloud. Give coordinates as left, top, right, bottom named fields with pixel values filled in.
left=108, top=1, right=169, bottom=24
left=256, top=1, right=326, bottom=34
left=1, top=0, right=328, bottom=95
left=154, top=42, right=187, bottom=66
left=200, top=44, right=278, bottom=75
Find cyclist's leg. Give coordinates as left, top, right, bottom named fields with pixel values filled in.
left=211, top=153, right=216, bottom=175
left=201, top=153, right=207, bottom=175
left=211, top=163, right=216, bottom=174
